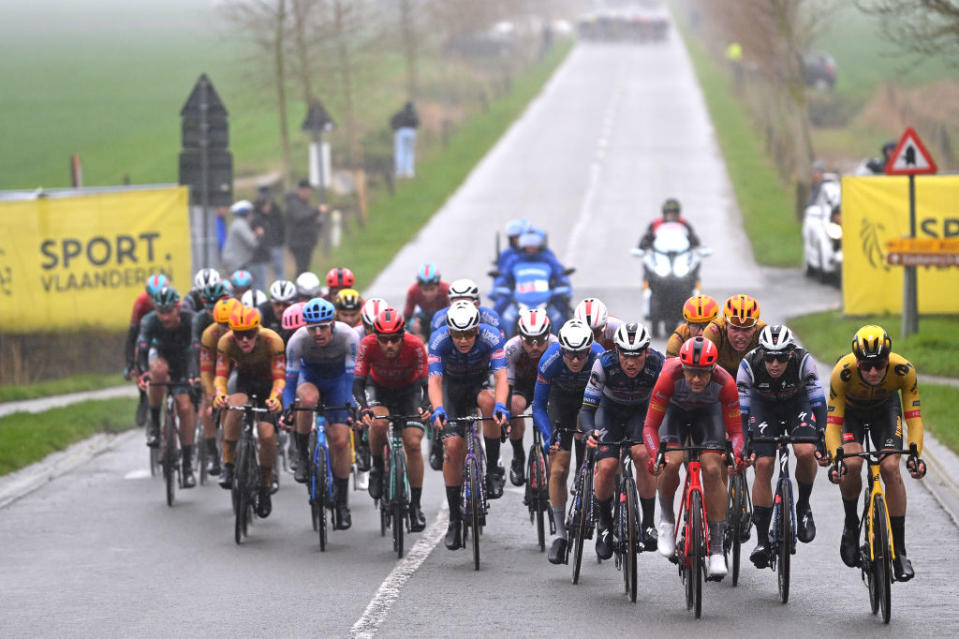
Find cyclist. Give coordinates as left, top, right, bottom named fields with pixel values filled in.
left=136, top=287, right=199, bottom=488
left=324, top=267, right=355, bottom=302
left=283, top=297, right=360, bottom=529
left=191, top=281, right=231, bottom=348
left=493, top=230, right=571, bottom=333
left=702, top=294, right=767, bottom=377
left=241, top=289, right=268, bottom=309
left=430, top=278, right=503, bottom=336
left=125, top=273, right=168, bottom=425
left=666, top=294, right=719, bottom=358
left=504, top=308, right=557, bottom=486
left=214, top=306, right=286, bottom=518
left=582, top=322, right=664, bottom=558
left=826, top=325, right=926, bottom=582
left=428, top=301, right=509, bottom=550
left=357, top=297, right=389, bottom=341
left=354, top=308, right=431, bottom=532
left=257, top=279, right=297, bottom=340
left=295, top=271, right=323, bottom=302
left=737, top=325, right=828, bottom=568
left=196, top=297, right=242, bottom=476
left=334, top=288, right=364, bottom=328
left=183, top=267, right=221, bottom=312
left=403, top=263, right=450, bottom=340
left=643, top=336, right=744, bottom=579
left=230, top=269, right=254, bottom=300
left=533, top=319, right=604, bottom=564
left=574, top=297, right=622, bottom=350
left=496, top=218, right=531, bottom=271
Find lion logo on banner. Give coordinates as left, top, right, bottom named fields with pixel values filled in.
left=860, top=218, right=890, bottom=271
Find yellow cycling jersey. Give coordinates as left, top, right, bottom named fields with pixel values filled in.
left=702, top=317, right=767, bottom=377
left=825, top=352, right=923, bottom=457
left=665, top=323, right=691, bottom=358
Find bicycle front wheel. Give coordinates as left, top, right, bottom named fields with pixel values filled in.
left=625, top=480, right=638, bottom=603
left=315, top=450, right=329, bottom=551
left=164, top=415, right=177, bottom=507
left=571, top=466, right=592, bottom=585
left=467, top=456, right=482, bottom=570
left=874, top=495, right=892, bottom=624
left=234, top=440, right=249, bottom=544
left=690, top=490, right=704, bottom=619
left=393, top=450, right=407, bottom=559
left=529, top=447, right=547, bottom=551
left=727, top=474, right=745, bottom=586
left=777, top=484, right=792, bottom=604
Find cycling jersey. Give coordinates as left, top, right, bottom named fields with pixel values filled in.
left=353, top=324, right=367, bottom=341
left=214, top=328, right=286, bottom=399
left=182, top=288, right=204, bottom=313
left=256, top=300, right=292, bottom=342
left=136, top=310, right=197, bottom=379
left=531, top=341, right=604, bottom=441
left=427, top=324, right=505, bottom=380
left=191, top=309, right=215, bottom=353
left=642, top=358, right=743, bottom=457
left=737, top=346, right=826, bottom=430
left=283, top=322, right=359, bottom=416
left=504, top=334, right=557, bottom=397
left=702, top=316, right=768, bottom=377
left=431, top=305, right=503, bottom=335
left=592, top=316, right=623, bottom=351
left=580, top=348, right=665, bottom=431
left=125, top=292, right=155, bottom=369
left=353, top=333, right=429, bottom=413
left=198, top=322, right=230, bottom=397
left=665, top=323, right=691, bottom=358
left=825, top=352, right=923, bottom=457
left=403, top=281, right=451, bottom=319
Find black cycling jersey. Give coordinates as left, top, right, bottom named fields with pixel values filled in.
left=137, top=309, right=197, bottom=378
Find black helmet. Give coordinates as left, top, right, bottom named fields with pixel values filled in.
left=662, top=198, right=681, bottom=215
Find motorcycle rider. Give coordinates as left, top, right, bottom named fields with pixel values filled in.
left=637, top=198, right=702, bottom=321
left=492, top=230, right=571, bottom=336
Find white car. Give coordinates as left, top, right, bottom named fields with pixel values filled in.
left=802, top=178, right=842, bottom=285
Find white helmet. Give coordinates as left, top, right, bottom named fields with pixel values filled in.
left=448, top=278, right=480, bottom=302
left=517, top=308, right=551, bottom=338
left=447, top=300, right=480, bottom=331
left=613, top=322, right=651, bottom=352
left=241, top=289, right=268, bottom=308
left=194, top=268, right=221, bottom=290
left=295, top=272, right=322, bottom=298
left=269, top=279, right=297, bottom=304
left=758, top=324, right=795, bottom=352
left=558, top=319, right=593, bottom=351
left=361, top=297, right=388, bottom=327
left=574, top=298, right=608, bottom=330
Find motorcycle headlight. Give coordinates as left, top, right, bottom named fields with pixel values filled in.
left=826, top=222, right=842, bottom=241
left=654, top=254, right=671, bottom=277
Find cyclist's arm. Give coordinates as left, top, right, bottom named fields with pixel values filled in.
left=579, top=359, right=605, bottom=433
left=124, top=321, right=139, bottom=371
left=800, top=352, right=827, bottom=431
left=735, top=359, right=753, bottom=434
left=282, top=333, right=304, bottom=409
left=213, top=336, right=232, bottom=397
left=720, top=375, right=744, bottom=455
left=135, top=315, right=153, bottom=373
left=665, top=328, right=685, bottom=358
left=895, top=357, right=923, bottom=456
left=642, top=372, right=674, bottom=457
left=402, top=283, right=418, bottom=319
left=825, top=362, right=848, bottom=457
left=531, top=373, right=551, bottom=440
left=492, top=367, right=509, bottom=406
left=701, top=321, right=723, bottom=351
left=352, top=339, right=371, bottom=409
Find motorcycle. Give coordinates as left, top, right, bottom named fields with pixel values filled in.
left=489, top=261, right=575, bottom=338
left=631, top=222, right=712, bottom=338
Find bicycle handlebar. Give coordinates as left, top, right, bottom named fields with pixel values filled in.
left=835, top=443, right=918, bottom=463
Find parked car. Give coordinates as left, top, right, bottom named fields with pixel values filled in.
left=802, top=178, right=842, bottom=286
left=802, top=50, right=837, bottom=89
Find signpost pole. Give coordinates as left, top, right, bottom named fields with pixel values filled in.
left=902, top=175, right=918, bottom=338
left=199, top=77, right=210, bottom=270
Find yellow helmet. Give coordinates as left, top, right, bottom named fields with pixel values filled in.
left=683, top=295, right=719, bottom=324
left=723, top=294, right=760, bottom=328
left=229, top=306, right=261, bottom=332
left=213, top=297, right=242, bottom=325
left=335, top=288, right=363, bottom=311
left=851, top=325, right=891, bottom=361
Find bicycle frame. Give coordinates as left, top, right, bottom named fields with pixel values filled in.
left=672, top=448, right=711, bottom=561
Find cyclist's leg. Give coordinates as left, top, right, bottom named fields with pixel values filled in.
left=222, top=391, right=248, bottom=466
left=145, top=352, right=170, bottom=442
left=873, top=396, right=910, bottom=576
left=657, top=405, right=689, bottom=525
left=692, top=404, right=729, bottom=566
left=749, top=399, right=777, bottom=547
left=626, top=406, right=655, bottom=528
left=788, top=395, right=819, bottom=540
left=293, top=374, right=320, bottom=480
left=508, top=391, right=529, bottom=482
left=366, top=383, right=390, bottom=495
left=547, top=392, right=578, bottom=533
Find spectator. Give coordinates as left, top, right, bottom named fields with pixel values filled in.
left=284, top=179, right=323, bottom=274
left=807, top=159, right=827, bottom=208
left=221, top=200, right=263, bottom=274
left=390, top=101, right=420, bottom=178
left=254, top=185, right=286, bottom=282
left=215, top=205, right=228, bottom=258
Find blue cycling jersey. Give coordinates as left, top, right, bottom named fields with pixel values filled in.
left=283, top=321, right=358, bottom=408
left=580, top=348, right=665, bottom=431
left=431, top=305, right=503, bottom=334
left=531, top=341, right=604, bottom=439
left=428, top=324, right=506, bottom=380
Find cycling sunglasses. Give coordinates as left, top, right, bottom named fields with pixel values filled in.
left=858, top=359, right=888, bottom=372
left=561, top=349, right=589, bottom=361
left=450, top=329, right=478, bottom=340
left=763, top=352, right=791, bottom=363
left=307, top=322, right=333, bottom=332
left=728, top=317, right=758, bottom=329
left=155, top=304, right=178, bottom=314
left=522, top=336, right=548, bottom=346
left=234, top=329, right=258, bottom=341
left=618, top=347, right=648, bottom=358
left=376, top=334, right=402, bottom=344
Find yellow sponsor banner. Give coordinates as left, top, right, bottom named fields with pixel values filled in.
left=0, top=187, right=191, bottom=332
left=842, top=175, right=959, bottom=314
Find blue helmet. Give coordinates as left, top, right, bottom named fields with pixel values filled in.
left=230, top=269, right=253, bottom=289
left=505, top=218, right=530, bottom=238
left=518, top=230, right=545, bottom=250
left=145, top=273, right=168, bottom=296
left=416, top=263, right=441, bottom=285
left=302, top=298, right=336, bottom=325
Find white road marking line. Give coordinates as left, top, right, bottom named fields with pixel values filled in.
left=349, top=505, right=450, bottom=638
left=124, top=469, right=150, bottom=480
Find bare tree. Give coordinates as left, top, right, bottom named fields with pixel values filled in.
left=399, top=0, right=419, bottom=99
left=290, top=0, right=317, bottom=105
left=857, top=0, right=959, bottom=59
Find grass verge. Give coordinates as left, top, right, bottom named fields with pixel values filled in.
left=0, top=373, right=127, bottom=403
left=919, top=385, right=959, bottom=454
left=673, top=14, right=801, bottom=267
left=312, top=40, right=574, bottom=285
left=0, top=398, right=137, bottom=475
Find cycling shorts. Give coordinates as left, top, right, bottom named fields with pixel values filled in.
left=547, top=388, right=583, bottom=452
left=366, top=382, right=425, bottom=432
left=658, top=403, right=726, bottom=451
left=842, top=395, right=903, bottom=452
left=147, top=347, right=191, bottom=395
left=594, top=400, right=649, bottom=462
left=440, top=375, right=491, bottom=439
left=749, top=395, right=818, bottom=458
left=297, top=366, right=352, bottom=424
left=229, top=376, right=273, bottom=413
left=510, top=381, right=535, bottom=406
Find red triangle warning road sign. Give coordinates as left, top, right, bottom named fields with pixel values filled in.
left=885, top=127, right=937, bottom=175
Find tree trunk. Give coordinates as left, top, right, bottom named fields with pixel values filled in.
left=274, top=0, right=293, bottom=189
left=291, top=0, right=315, bottom=105
left=333, top=0, right=358, bottom=167
left=400, top=0, right=418, bottom=99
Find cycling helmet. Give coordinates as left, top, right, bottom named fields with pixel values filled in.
left=758, top=325, right=795, bottom=353
left=374, top=308, right=406, bottom=335
left=682, top=294, right=719, bottom=324
left=223, top=280, right=234, bottom=295
left=723, top=294, right=760, bottom=327
left=193, top=268, right=221, bottom=290
left=518, top=230, right=545, bottom=250
left=152, top=286, right=180, bottom=310
left=145, top=274, right=169, bottom=296
left=335, top=288, right=363, bottom=311
left=201, top=281, right=230, bottom=309
left=613, top=322, right=651, bottom=352
left=229, top=306, right=261, bottom=331
left=662, top=198, right=681, bottom=214
left=281, top=302, right=306, bottom=331
left=213, top=297, right=242, bottom=325
left=517, top=308, right=551, bottom=339
left=506, top=218, right=530, bottom=238
left=230, top=269, right=253, bottom=289
left=325, top=267, right=355, bottom=289
left=446, top=301, right=480, bottom=331
left=416, top=263, right=441, bottom=285
left=230, top=200, right=254, bottom=215
left=268, top=279, right=297, bottom=304
left=241, top=288, right=268, bottom=308
left=302, top=298, right=336, bottom=325
left=851, top=325, right=891, bottom=362
left=679, top=336, right=718, bottom=368
left=574, top=298, right=608, bottom=330
left=558, top=319, right=594, bottom=351
left=448, top=278, right=480, bottom=302
left=295, top=272, right=322, bottom=298
left=361, top=298, right=388, bottom=327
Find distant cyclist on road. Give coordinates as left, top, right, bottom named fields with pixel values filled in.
left=666, top=294, right=719, bottom=358
left=403, top=263, right=450, bottom=341
left=702, top=294, right=767, bottom=377
left=573, top=297, right=622, bottom=350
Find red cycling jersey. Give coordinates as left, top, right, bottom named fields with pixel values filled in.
left=130, top=292, right=154, bottom=325
left=355, top=333, right=428, bottom=389
left=403, top=281, right=450, bottom=319
left=642, top=358, right=743, bottom=456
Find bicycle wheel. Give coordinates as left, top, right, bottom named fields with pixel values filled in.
left=874, top=495, right=892, bottom=624
left=315, top=450, right=328, bottom=551
left=690, top=490, right=704, bottom=619
left=308, top=432, right=319, bottom=531
left=625, top=479, right=638, bottom=603
left=777, top=484, right=792, bottom=604
left=164, top=413, right=177, bottom=507
left=234, top=439, right=249, bottom=545
left=571, top=465, right=592, bottom=585
left=393, top=449, right=407, bottom=558
left=467, top=456, right=482, bottom=571
left=198, top=424, right=208, bottom=486
left=243, top=442, right=258, bottom=538
left=727, top=475, right=744, bottom=586
left=530, top=447, right=547, bottom=551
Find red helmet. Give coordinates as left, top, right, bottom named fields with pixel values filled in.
left=679, top=336, right=718, bottom=368
left=325, top=267, right=355, bottom=289
left=374, top=308, right=406, bottom=335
